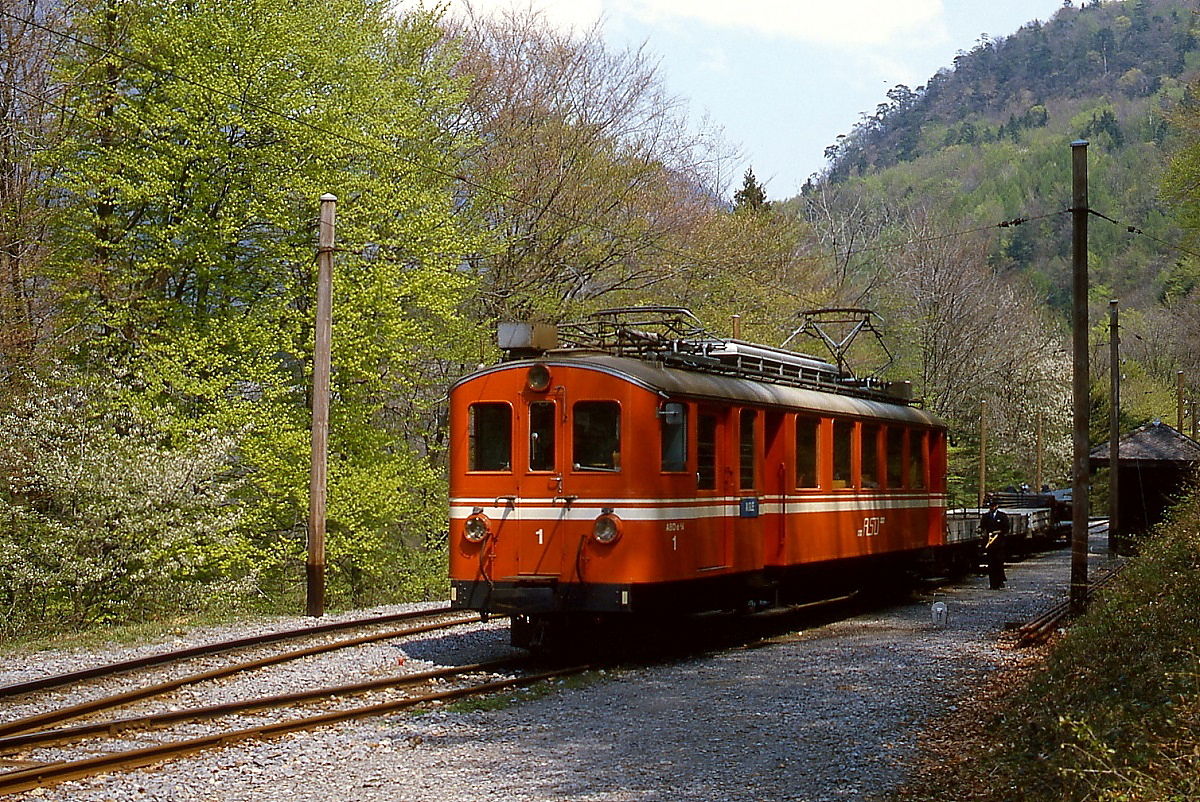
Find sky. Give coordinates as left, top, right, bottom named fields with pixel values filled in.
left=435, top=0, right=1069, bottom=200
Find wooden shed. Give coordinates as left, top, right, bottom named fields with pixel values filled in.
left=1090, top=420, right=1200, bottom=536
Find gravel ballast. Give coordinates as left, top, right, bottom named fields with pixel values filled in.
left=2, top=536, right=1109, bottom=802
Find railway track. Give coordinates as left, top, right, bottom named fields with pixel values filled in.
left=0, top=593, right=865, bottom=796
left=0, top=608, right=482, bottom=738
left=1016, top=561, right=1125, bottom=646
left=0, top=605, right=466, bottom=700
left=1015, top=520, right=1123, bottom=646
left=0, top=530, right=1104, bottom=797
left=0, top=658, right=584, bottom=797
left=0, top=607, right=585, bottom=797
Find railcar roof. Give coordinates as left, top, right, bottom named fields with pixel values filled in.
left=455, top=353, right=944, bottom=429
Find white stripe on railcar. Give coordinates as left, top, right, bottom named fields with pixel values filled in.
left=450, top=494, right=946, bottom=521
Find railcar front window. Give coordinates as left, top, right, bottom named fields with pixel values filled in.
left=886, top=427, right=904, bottom=488
left=573, top=401, right=621, bottom=471
left=910, top=430, right=927, bottom=489
left=468, top=402, right=511, bottom=471
left=739, top=409, right=757, bottom=490
left=862, top=424, right=880, bottom=488
left=660, top=403, right=688, bottom=473
left=795, top=416, right=819, bottom=489
left=529, top=401, right=556, bottom=472
left=697, top=414, right=718, bottom=489
left=833, top=420, right=854, bottom=488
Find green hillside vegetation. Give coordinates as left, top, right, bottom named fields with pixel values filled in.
left=783, top=0, right=1200, bottom=499
left=813, top=0, right=1197, bottom=310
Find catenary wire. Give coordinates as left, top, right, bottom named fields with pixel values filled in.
left=1087, top=207, right=1200, bottom=262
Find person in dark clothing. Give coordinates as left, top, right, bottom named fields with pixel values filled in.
left=979, top=498, right=1010, bottom=589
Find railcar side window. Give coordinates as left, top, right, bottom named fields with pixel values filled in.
left=909, top=430, right=927, bottom=489
left=833, top=419, right=854, bottom=488
left=739, top=409, right=757, bottom=490
left=886, top=427, right=904, bottom=488
left=660, top=403, right=688, bottom=473
left=861, top=424, right=880, bottom=488
left=573, top=401, right=621, bottom=471
left=529, top=401, right=556, bottom=472
left=795, top=416, right=819, bottom=489
left=697, top=414, right=718, bottom=489
left=468, top=402, right=511, bottom=472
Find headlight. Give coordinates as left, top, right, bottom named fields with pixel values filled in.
left=526, top=364, right=552, bottom=392
left=464, top=513, right=491, bottom=543
left=592, top=513, right=621, bottom=544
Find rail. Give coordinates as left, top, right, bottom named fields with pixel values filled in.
left=1016, top=560, right=1125, bottom=646
left=0, top=606, right=461, bottom=700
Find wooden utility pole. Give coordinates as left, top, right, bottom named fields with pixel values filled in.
left=1108, top=300, right=1119, bottom=558
left=1070, top=141, right=1090, bottom=615
left=1178, top=371, right=1185, bottom=433
left=308, top=193, right=336, bottom=617
left=978, top=399, right=987, bottom=508
left=1035, top=410, right=1044, bottom=494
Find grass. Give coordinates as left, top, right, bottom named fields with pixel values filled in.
left=2, top=593, right=375, bottom=657
left=0, top=611, right=247, bottom=656
left=892, top=485, right=1200, bottom=802
left=438, top=670, right=615, bottom=714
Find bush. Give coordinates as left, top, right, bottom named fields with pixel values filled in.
left=0, top=373, right=250, bottom=637
left=980, top=483, right=1200, bottom=801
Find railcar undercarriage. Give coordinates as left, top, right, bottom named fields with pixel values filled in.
left=455, top=543, right=979, bottom=650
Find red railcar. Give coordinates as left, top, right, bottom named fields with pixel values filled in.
left=448, top=309, right=948, bottom=648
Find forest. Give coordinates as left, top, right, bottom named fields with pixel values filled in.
left=2, top=0, right=1199, bottom=635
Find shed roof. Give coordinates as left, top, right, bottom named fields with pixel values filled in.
left=1089, top=420, right=1200, bottom=466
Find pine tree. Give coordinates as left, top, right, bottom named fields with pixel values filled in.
left=733, top=167, right=770, bottom=213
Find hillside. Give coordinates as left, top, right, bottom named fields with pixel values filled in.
left=801, top=0, right=1200, bottom=312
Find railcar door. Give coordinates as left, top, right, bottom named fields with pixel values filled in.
left=763, top=409, right=787, bottom=562
left=515, top=396, right=624, bottom=578
left=515, top=398, right=566, bottom=577
left=695, top=407, right=731, bottom=570
left=730, top=407, right=769, bottom=571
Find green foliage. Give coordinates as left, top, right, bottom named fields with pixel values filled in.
left=0, top=371, right=249, bottom=637
left=38, top=0, right=481, bottom=610
left=1082, top=107, right=1126, bottom=148
left=1158, top=257, right=1200, bottom=303
left=1163, top=82, right=1200, bottom=241
left=617, top=204, right=830, bottom=347
left=815, top=0, right=1195, bottom=310
left=450, top=11, right=738, bottom=323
